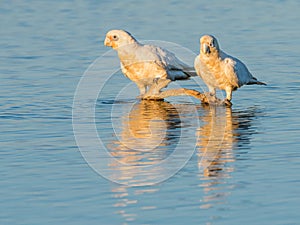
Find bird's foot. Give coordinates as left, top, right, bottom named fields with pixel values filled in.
left=202, top=93, right=232, bottom=106
left=138, top=89, right=164, bottom=101
left=140, top=94, right=164, bottom=101
left=147, top=79, right=171, bottom=95
left=204, top=92, right=218, bottom=103
left=222, top=99, right=232, bottom=107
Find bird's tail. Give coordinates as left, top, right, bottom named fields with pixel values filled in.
left=169, top=67, right=197, bottom=80
left=247, top=77, right=267, bottom=86
left=183, top=70, right=198, bottom=77
left=247, top=81, right=267, bottom=86
left=256, top=81, right=267, bottom=85
left=182, top=65, right=198, bottom=77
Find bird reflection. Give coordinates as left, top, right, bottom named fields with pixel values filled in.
left=108, top=101, right=259, bottom=222
left=109, top=100, right=184, bottom=223
left=112, top=100, right=181, bottom=154
left=197, top=105, right=257, bottom=209
left=108, top=100, right=182, bottom=185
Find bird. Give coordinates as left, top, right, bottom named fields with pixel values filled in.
left=194, top=34, right=266, bottom=104
left=104, top=29, right=197, bottom=97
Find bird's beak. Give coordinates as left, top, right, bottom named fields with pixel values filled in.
left=104, top=37, right=111, bottom=47
left=203, top=43, right=210, bottom=54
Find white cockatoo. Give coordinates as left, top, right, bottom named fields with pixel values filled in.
left=104, top=29, right=196, bottom=97
left=194, top=35, right=266, bottom=104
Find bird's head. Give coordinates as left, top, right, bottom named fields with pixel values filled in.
left=200, top=35, right=219, bottom=56
left=104, top=30, right=137, bottom=50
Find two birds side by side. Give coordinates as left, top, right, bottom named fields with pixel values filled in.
left=104, top=29, right=266, bottom=104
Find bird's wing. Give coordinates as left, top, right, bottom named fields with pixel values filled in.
left=221, top=51, right=253, bottom=87
left=194, top=55, right=202, bottom=77
left=141, top=44, right=197, bottom=80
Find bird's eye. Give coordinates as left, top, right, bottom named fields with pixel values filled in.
left=210, top=41, right=215, bottom=47
left=112, top=35, right=119, bottom=41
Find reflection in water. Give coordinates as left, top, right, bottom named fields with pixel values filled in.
left=111, top=185, right=159, bottom=223
left=197, top=105, right=257, bottom=209
left=111, top=100, right=181, bottom=162
left=108, top=101, right=258, bottom=222
left=109, top=100, right=185, bottom=223
left=108, top=100, right=188, bottom=186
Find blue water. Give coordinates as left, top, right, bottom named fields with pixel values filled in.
left=1, top=1, right=300, bottom=224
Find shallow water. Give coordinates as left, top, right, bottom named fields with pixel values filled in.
left=1, top=1, right=300, bottom=225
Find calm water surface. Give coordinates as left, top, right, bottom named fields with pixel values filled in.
left=1, top=1, right=300, bottom=224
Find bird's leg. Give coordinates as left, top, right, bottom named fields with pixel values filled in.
left=205, top=87, right=217, bottom=102
left=209, top=87, right=216, bottom=97
left=141, top=78, right=171, bottom=100
left=146, top=78, right=171, bottom=96
left=225, top=88, right=232, bottom=101
left=136, top=83, right=147, bottom=99
left=223, top=88, right=233, bottom=106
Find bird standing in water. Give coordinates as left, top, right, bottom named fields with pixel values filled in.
left=194, top=34, right=266, bottom=105
left=104, top=29, right=197, bottom=97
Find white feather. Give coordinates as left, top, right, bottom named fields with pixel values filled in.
left=194, top=35, right=265, bottom=101
left=104, top=29, right=196, bottom=95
